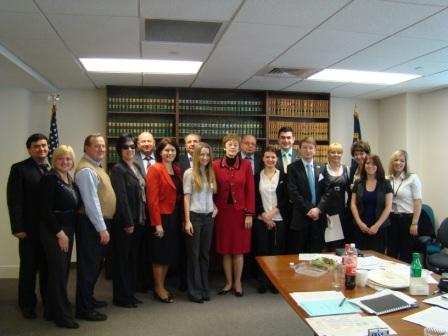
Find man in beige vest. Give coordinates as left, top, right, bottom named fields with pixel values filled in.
left=75, top=134, right=116, bottom=321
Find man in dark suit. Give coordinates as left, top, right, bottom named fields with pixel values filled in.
left=276, top=126, right=299, bottom=174
left=177, top=133, right=201, bottom=291
left=287, top=136, right=325, bottom=253
left=7, top=133, right=50, bottom=319
left=239, top=134, right=262, bottom=175
left=178, top=133, right=201, bottom=174
left=134, top=131, right=156, bottom=293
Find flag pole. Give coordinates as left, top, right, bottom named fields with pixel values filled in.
left=47, top=93, right=61, bottom=161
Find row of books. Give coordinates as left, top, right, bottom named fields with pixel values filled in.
left=268, top=98, right=329, bottom=118
left=268, top=121, right=328, bottom=141
left=179, top=98, right=264, bottom=115
left=107, top=96, right=175, bottom=114
left=179, top=120, right=265, bottom=139
left=107, top=118, right=174, bottom=138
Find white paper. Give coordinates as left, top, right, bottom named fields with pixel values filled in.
left=298, top=253, right=342, bottom=262
left=306, top=314, right=397, bottom=336
left=290, top=290, right=345, bottom=303
left=402, top=307, right=448, bottom=332
left=324, top=214, right=344, bottom=242
left=357, top=256, right=389, bottom=270
left=423, top=295, right=448, bottom=309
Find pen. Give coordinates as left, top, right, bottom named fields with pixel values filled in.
left=338, top=297, right=346, bottom=307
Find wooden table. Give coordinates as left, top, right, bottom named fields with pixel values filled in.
left=256, top=252, right=440, bottom=335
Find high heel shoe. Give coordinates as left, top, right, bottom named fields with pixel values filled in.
left=153, top=292, right=174, bottom=303
left=217, top=287, right=232, bottom=295
left=234, top=290, right=244, bottom=297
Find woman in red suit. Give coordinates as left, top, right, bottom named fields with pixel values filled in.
left=146, top=138, right=183, bottom=303
left=212, top=134, right=255, bottom=297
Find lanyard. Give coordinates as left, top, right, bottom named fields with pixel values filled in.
left=392, top=177, right=404, bottom=198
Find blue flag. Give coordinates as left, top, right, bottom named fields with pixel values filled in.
left=48, top=103, right=59, bottom=161
left=350, top=110, right=362, bottom=171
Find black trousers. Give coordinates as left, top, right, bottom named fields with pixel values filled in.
left=18, top=231, right=47, bottom=312
left=387, top=213, right=416, bottom=263
left=134, top=223, right=153, bottom=292
left=288, top=221, right=325, bottom=254
left=75, top=215, right=110, bottom=315
left=40, top=224, right=74, bottom=324
left=253, top=219, right=285, bottom=285
left=112, top=221, right=138, bottom=305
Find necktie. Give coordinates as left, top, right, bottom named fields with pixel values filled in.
left=39, top=164, right=49, bottom=173
left=282, top=153, right=290, bottom=174
left=143, top=156, right=152, bottom=173
left=306, top=163, right=316, bottom=206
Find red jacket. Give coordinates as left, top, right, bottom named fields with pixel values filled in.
left=146, top=162, right=182, bottom=226
left=212, top=157, right=255, bottom=214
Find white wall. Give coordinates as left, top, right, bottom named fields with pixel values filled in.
left=0, top=89, right=32, bottom=277
left=330, top=98, right=380, bottom=166
left=0, top=89, right=105, bottom=278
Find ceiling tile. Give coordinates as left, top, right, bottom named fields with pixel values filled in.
left=89, top=73, right=143, bottom=88
left=36, top=0, right=138, bottom=16
left=143, top=74, right=195, bottom=87
left=141, top=42, right=212, bottom=61
left=236, top=0, right=350, bottom=27
left=397, top=8, right=448, bottom=41
left=334, top=36, right=448, bottom=71
left=274, top=29, right=384, bottom=69
left=284, top=80, right=342, bottom=93
left=0, top=56, right=50, bottom=91
left=0, top=12, right=55, bottom=39
left=239, top=76, right=299, bottom=90
left=322, top=0, right=443, bottom=35
left=387, top=59, right=448, bottom=76
left=0, top=0, right=39, bottom=13
left=140, top=0, right=242, bottom=21
left=330, top=83, right=389, bottom=98
left=48, top=15, right=140, bottom=57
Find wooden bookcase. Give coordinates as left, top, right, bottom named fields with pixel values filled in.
left=106, top=86, right=330, bottom=164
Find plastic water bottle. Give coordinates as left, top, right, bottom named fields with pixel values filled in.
left=349, top=243, right=358, bottom=256
left=345, top=251, right=357, bottom=289
left=341, top=243, right=350, bottom=265
left=410, top=252, right=422, bottom=279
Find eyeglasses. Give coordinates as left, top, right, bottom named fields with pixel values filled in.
left=122, top=144, right=136, bottom=150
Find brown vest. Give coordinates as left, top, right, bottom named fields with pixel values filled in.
left=75, top=157, right=116, bottom=219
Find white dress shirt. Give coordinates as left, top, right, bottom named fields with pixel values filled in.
left=259, top=168, right=283, bottom=221
left=389, top=173, right=422, bottom=214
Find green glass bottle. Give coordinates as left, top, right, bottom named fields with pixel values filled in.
left=410, top=252, right=422, bottom=278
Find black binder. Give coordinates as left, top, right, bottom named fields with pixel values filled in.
left=360, top=293, right=415, bottom=315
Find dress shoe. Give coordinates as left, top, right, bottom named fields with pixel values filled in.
left=189, top=296, right=204, bottom=304
left=234, top=290, right=244, bottom=297
left=202, top=296, right=211, bottom=302
left=56, top=320, right=80, bottom=329
left=257, top=284, right=268, bottom=294
left=76, top=310, right=107, bottom=321
left=269, top=285, right=279, bottom=294
left=113, top=301, right=137, bottom=308
left=132, top=297, right=144, bottom=304
left=92, top=299, right=108, bottom=308
left=153, top=292, right=174, bottom=303
left=217, top=287, right=232, bottom=295
left=21, top=309, right=37, bottom=319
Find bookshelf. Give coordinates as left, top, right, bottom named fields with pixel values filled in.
left=106, top=86, right=330, bottom=164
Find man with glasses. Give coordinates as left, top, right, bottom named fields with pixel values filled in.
left=239, top=134, right=262, bottom=175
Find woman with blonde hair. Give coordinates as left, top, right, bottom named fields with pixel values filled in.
left=183, top=142, right=218, bottom=303
left=39, top=145, right=80, bottom=328
left=318, top=143, right=351, bottom=249
left=212, top=134, right=254, bottom=297
left=387, top=150, right=422, bottom=263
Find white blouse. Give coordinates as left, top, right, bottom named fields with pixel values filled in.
left=388, top=173, right=422, bottom=214
left=259, top=169, right=283, bottom=221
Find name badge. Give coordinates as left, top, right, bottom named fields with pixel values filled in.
left=368, top=328, right=389, bottom=336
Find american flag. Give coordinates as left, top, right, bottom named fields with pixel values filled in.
left=48, top=103, right=59, bottom=161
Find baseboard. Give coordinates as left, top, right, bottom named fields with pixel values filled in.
left=0, top=266, right=19, bottom=279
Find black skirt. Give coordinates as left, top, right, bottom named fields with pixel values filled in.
left=150, top=205, right=180, bottom=265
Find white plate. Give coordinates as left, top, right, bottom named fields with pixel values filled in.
left=367, top=268, right=410, bottom=289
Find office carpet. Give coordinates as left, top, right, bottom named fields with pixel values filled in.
left=0, top=270, right=312, bottom=336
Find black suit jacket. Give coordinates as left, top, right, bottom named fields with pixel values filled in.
left=178, top=154, right=192, bottom=175
left=254, top=170, right=289, bottom=220
left=7, top=157, right=46, bottom=234
left=110, top=161, right=145, bottom=228
left=287, top=160, right=324, bottom=231
left=276, top=149, right=299, bottom=174
left=238, top=152, right=263, bottom=175
left=134, top=150, right=147, bottom=177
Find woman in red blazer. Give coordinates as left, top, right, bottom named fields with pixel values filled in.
left=146, top=138, right=183, bottom=303
left=212, top=134, right=255, bottom=297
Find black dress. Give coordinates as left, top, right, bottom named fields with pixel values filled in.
left=39, top=170, right=80, bottom=326
left=151, top=174, right=182, bottom=265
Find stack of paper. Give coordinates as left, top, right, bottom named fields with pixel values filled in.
left=290, top=291, right=361, bottom=317
left=403, top=307, right=448, bottom=332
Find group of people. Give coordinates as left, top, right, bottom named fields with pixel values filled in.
left=6, top=127, right=423, bottom=329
